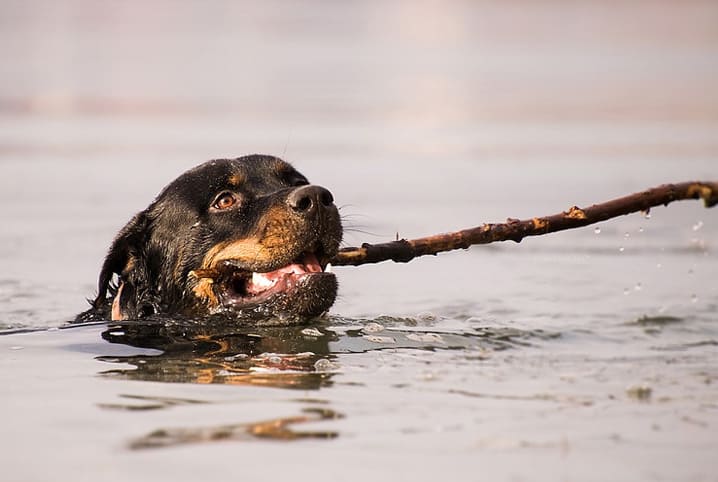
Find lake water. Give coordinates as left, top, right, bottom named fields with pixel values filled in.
left=1, top=1, right=717, bottom=481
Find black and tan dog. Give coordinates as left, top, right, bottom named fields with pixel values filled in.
left=78, top=155, right=342, bottom=325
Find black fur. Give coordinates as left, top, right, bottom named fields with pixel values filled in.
left=77, top=155, right=342, bottom=325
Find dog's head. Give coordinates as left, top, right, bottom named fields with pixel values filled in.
left=88, top=155, right=342, bottom=325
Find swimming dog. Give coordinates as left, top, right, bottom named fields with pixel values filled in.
left=78, top=155, right=342, bottom=325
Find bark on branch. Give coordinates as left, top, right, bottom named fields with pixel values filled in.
left=330, top=181, right=718, bottom=267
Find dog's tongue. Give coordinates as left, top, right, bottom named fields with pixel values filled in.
left=246, top=253, right=322, bottom=294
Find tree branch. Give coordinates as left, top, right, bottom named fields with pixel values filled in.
left=330, top=181, right=718, bottom=267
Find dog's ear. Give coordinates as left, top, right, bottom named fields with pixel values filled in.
left=92, top=211, right=152, bottom=315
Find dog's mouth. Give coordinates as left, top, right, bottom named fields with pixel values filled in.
left=223, top=251, right=333, bottom=302
left=191, top=246, right=338, bottom=321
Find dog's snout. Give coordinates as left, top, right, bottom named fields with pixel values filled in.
left=287, top=185, right=334, bottom=213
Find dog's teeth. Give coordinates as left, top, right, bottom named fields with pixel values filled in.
left=324, top=263, right=332, bottom=273
left=251, top=272, right=275, bottom=289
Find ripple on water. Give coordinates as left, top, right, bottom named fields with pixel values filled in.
left=629, top=315, right=686, bottom=326
left=651, top=340, right=718, bottom=352
left=93, top=314, right=562, bottom=388
left=0, top=278, right=75, bottom=329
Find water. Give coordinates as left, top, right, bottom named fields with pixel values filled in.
left=1, top=1, right=718, bottom=481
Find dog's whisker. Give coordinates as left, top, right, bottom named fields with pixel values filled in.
left=340, top=215, right=372, bottom=223
left=342, top=228, right=384, bottom=238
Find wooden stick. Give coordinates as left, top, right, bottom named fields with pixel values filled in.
left=330, top=181, right=718, bottom=267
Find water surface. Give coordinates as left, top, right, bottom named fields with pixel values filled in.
left=1, top=1, right=717, bottom=481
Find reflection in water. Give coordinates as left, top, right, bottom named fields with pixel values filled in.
left=98, top=394, right=209, bottom=411
left=94, top=316, right=559, bottom=449
left=98, top=319, right=339, bottom=389
left=97, top=315, right=559, bottom=389
left=129, top=407, right=344, bottom=449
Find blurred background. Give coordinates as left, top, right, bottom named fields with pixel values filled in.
left=0, top=0, right=716, bottom=326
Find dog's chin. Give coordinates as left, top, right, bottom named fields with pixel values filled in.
left=211, top=262, right=338, bottom=325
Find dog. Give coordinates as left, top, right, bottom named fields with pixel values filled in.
left=77, top=155, right=342, bottom=325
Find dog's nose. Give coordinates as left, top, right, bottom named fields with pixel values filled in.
left=287, top=185, right=335, bottom=213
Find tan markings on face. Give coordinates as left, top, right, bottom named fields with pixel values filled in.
left=189, top=205, right=312, bottom=304
left=254, top=204, right=305, bottom=251
left=123, top=257, right=136, bottom=275
left=197, top=205, right=303, bottom=271
left=228, top=173, right=245, bottom=187
left=199, top=239, right=268, bottom=270
left=190, top=276, right=219, bottom=307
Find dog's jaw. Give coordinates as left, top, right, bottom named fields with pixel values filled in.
left=188, top=249, right=339, bottom=324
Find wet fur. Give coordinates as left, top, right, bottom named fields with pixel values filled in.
left=77, top=155, right=342, bottom=324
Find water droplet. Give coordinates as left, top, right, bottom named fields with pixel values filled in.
left=641, top=208, right=651, bottom=219
left=624, top=232, right=630, bottom=238
left=623, top=288, right=630, bottom=296
left=638, top=227, right=644, bottom=233
left=421, top=371, right=438, bottom=381
left=656, top=263, right=662, bottom=269
left=301, top=327, right=324, bottom=337
left=9, top=346, right=24, bottom=351
left=692, top=221, right=704, bottom=231
left=634, top=283, right=642, bottom=291
left=314, top=358, right=339, bottom=372
left=362, top=322, right=384, bottom=333
left=594, top=227, right=601, bottom=234
left=416, top=312, right=437, bottom=321
left=619, top=247, right=625, bottom=252
left=691, top=294, right=698, bottom=303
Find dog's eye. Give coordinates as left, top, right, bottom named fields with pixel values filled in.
left=211, top=192, right=238, bottom=211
